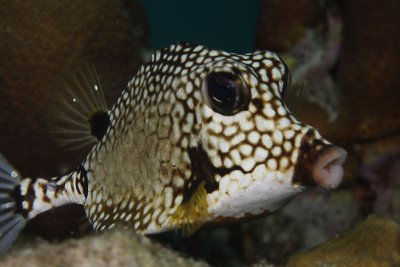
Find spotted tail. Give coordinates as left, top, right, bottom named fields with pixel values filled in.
left=0, top=153, right=88, bottom=253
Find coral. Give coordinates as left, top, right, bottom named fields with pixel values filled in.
left=0, top=0, right=148, bottom=240
left=0, top=228, right=209, bottom=267
left=359, top=134, right=400, bottom=221
left=334, top=0, right=400, bottom=141
left=283, top=10, right=342, bottom=122
left=256, top=0, right=400, bottom=143
left=286, top=214, right=400, bottom=266
left=256, top=0, right=323, bottom=52
left=0, top=0, right=148, bottom=177
left=237, top=189, right=360, bottom=265
left=256, top=0, right=344, bottom=140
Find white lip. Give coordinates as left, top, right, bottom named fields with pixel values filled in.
left=312, top=147, right=347, bottom=189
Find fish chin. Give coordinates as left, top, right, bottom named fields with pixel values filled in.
left=206, top=169, right=302, bottom=222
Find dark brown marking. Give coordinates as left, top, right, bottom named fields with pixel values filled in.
left=251, top=98, right=264, bottom=111
left=78, top=165, right=89, bottom=198
left=89, top=111, right=110, bottom=140
left=9, top=185, right=23, bottom=216
left=25, top=179, right=35, bottom=215
left=292, top=130, right=327, bottom=186
left=187, top=145, right=219, bottom=201
left=9, top=179, right=35, bottom=218
left=39, top=182, right=51, bottom=203
left=185, top=144, right=255, bottom=203
left=279, top=55, right=290, bottom=96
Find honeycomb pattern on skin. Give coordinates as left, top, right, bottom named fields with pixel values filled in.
left=80, top=42, right=330, bottom=233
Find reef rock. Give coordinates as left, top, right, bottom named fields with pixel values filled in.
left=0, top=229, right=208, bottom=267
left=286, top=214, right=400, bottom=266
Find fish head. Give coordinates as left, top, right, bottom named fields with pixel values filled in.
left=142, top=43, right=346, bottom=228
left=161, top=43, right=347, bottom=222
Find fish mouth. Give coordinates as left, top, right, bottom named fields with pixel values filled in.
left=311, top=146, right=347, bottom=189
left=292, top=131, right=347, bottom=189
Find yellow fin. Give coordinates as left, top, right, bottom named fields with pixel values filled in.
left=170, top=182, right=209, bottom=236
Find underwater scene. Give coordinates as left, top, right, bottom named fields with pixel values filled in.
left=0, top=0, right=399, bottom=266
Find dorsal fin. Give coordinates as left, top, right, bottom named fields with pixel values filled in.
left=48, top=63, right=110, bottom=151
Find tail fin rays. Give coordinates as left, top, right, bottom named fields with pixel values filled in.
left=0, top=153, right=26, bottom=254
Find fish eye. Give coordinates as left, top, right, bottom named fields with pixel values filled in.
left=205, top=71, right=250, bottom=115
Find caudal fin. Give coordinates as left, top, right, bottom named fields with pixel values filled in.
left=0, top=153, right=26, bottom=254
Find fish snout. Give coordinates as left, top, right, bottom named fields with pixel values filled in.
left=311, top=146, right=347, bottom=189
left=292, top=131, right=347, bottom=189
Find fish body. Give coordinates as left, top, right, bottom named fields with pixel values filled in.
left=0, top=42, right=346, bottom=252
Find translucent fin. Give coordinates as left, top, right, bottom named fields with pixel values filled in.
left=0, top=153, right=26, bottom=254
left=47, top=63, right=110, bottom=151
left=285, top=79, right=310, bottom=113
left=170, top=182, right=208, bottom=236
left=287, top=80, right=309, bottom=98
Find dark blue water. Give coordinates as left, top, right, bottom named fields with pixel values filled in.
left=139, top=0, right=259, bottom=53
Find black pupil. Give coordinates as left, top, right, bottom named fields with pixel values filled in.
left=207, top=72, right=240, bottom=114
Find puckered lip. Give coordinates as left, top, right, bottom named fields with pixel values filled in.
left=312, top=146, right=347, bottom=189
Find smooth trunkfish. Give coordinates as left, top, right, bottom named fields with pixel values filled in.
left=0, top=42, right=347, bottom=253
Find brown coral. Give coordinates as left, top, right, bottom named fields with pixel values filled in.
left=0, top=0, right=148, bottom=177
left=0, top=0, right=148, bottom=239
left=256, top=0, right=400, bottom=142
left=286, top=215, right=400, bottom=266
left=333, top=0, right=400, bottom=141
left=255, top=0, right=323, bottom=52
